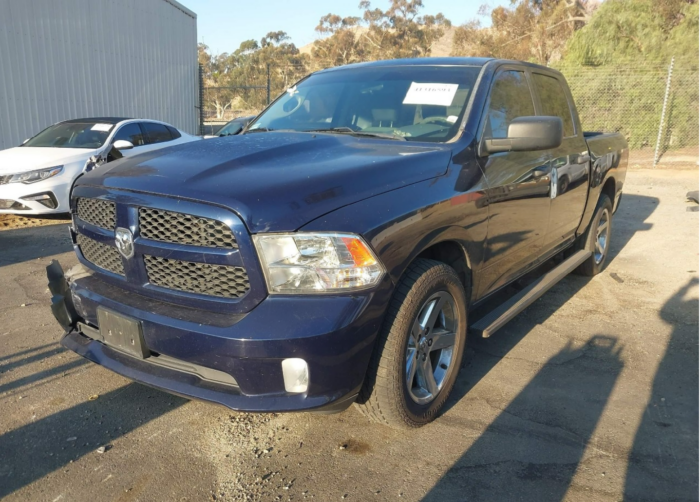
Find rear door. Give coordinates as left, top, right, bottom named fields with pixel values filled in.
left=531, top=71, right=590, bottom=253
left=477, top=66, right=553, bottom=297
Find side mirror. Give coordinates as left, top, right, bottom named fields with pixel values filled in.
left=481, top=116, right=563, bottom=155
left=113, top=140, right=134, bottom=151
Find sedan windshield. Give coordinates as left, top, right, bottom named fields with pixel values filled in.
left=218, top=117, right=252, bottom=136
left=247, top=65, right=481, bottom=143
left=23, top=122, right=113, bottom=149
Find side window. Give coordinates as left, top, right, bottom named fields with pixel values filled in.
left=166, top=126, right=181, bottom=139
left=486, top=70, right=535, bottom=139
left=142, top=123, right=173, bottom=144
left=112, top=123, right=146, bottom=146
left=533, top=74, right=575, bottom=137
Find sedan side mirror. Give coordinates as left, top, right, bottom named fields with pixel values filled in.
left=113, top=140, right=134, bottom=151
left=481, top=116, right=563, bottom=155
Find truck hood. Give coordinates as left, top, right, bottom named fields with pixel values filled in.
left=0, top=147, right=96, bottom=175
left=78, top=132, right=452, bottom=232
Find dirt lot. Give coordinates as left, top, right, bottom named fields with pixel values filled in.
left=0, top=169, right=697, bottom=502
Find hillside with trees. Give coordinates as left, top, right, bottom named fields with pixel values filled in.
left=199, top=0, right=698, bottom=159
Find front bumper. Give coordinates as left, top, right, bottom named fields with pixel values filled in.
left=0, top=178, right=72, bottom=214
left=48, top=261, right=392, bottom=413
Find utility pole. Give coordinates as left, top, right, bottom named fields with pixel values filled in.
left=266, top=64, right=271, bottom=105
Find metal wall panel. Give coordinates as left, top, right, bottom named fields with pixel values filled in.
left=0, top=0, right=198, bottom=151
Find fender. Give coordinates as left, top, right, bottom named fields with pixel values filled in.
left=301, top=160, right=489, bottom=302
left=576, top=140, right=628, bottom=236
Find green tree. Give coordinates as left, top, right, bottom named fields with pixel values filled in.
left=200, top=33, right=310, bottom=114
left=311, top=0, right=451, bottom=68
left=452, top=0, right=591, bottom=65
left=564, top=0, right=698, bottom=64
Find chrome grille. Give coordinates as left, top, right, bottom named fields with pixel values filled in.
left=77, top=198, right=116, bottom=230
left=77, top=234, right=124, bottom=276
left=144, top=255, right=249, bottom=298
left=139, top=208, right=237, bottom=249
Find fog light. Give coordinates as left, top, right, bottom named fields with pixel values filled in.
left=22, top=192, right=58, bottom=209
left=281, top=358, right=309, bottom=393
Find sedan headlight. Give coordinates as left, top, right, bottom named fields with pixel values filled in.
left=9, top=166, right=63, bottom=184
left=253, top=232, right=384, bottom=294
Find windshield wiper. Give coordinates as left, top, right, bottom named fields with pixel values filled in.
left=307, top=127, right=406, bottom=141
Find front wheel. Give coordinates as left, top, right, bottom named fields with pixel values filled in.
left=355, top=259, right=467, bottom=429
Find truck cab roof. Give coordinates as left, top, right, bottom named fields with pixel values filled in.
left=317, top=57, right=558, bottom=74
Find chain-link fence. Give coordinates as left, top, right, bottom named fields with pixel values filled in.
left=556, top=58, right=699, bottom=168
left=199, top=64, right=309, bottom=135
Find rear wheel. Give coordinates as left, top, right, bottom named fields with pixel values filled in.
left=355, top=259, right=467, bottom=429
left=576, top=193, right=613, bottom=276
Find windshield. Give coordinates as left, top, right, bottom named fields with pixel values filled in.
left=23, top=122, right=113, bottom=149
left=219, top=117, right=251, bottom=136
left=247, top=65, right=481, bottom=142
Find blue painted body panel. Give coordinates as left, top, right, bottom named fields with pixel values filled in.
left=57, top=58, right=628, bottom=412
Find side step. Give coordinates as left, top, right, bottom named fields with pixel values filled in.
left=470, top=250, right=591, bottom=338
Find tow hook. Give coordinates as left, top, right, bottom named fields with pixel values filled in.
left=46, top=260, right=79, bottom=331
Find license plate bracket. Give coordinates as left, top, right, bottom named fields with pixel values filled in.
left=97, top=307, right=149, bottom=359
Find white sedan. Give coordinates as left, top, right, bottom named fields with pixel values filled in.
left=0, top=117, right=199, bottom=214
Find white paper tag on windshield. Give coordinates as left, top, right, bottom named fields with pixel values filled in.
left=403, top=82, right=459, bottom=106
left=91, top=123, right=113, bottom=132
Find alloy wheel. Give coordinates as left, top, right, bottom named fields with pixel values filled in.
left=594, top=208, right=611, bottom=264
left=405, top=291, right=458, bottom=405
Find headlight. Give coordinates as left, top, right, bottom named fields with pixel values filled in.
left=253, top=232, right=384, bottom=294
left=9, top=166, right=63, bottom=184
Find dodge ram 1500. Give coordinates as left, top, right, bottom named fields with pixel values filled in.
left=48, top=58, right=627, bottom=429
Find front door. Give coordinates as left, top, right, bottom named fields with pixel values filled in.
left=477, top=68, right=552, bottom=298
left=111, top=123, right=149, bottom=158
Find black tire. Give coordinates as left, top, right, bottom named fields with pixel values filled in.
left=576, top=193, right=613, bottom=276
left=355, top=259, right=468, bottom=429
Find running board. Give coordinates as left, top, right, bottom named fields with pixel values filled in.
left=470, top=250, right=591, bottom=338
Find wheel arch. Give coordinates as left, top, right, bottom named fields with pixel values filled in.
left=414, top=239, right=474, bottom=301
left=601, top=176, right=616, bottom=207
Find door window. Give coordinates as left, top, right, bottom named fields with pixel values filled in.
left=142, top=123, right=173, bottom=144
left=532, top=74, right=575, bottom=137
left=112, top=123, right=146, bottom=146
left=485, top=70, right=535, bottom=139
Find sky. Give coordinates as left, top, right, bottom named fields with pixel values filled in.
left=181, top=0, right=511, bottom=56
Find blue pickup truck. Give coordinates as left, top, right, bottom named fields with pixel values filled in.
left=48, top=58, right=627, bottom=429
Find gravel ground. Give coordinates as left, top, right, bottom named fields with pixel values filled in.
left=0, top=214, right=71, bottom=231
left=0, top=169, right=697, bottom=502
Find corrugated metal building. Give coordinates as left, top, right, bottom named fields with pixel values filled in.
left=0, top=0, right=197, bottom=151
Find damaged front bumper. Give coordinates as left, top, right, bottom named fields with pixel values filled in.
left=46, top=260, right=388, bottom=414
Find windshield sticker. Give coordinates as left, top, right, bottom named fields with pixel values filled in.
left=91, top=123, right=113, bottom=132
left=446, top=115, right=458, bottom=123
left=403, top=82, right=459, bottom=107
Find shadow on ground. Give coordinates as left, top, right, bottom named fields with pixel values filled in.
left=624, top=278, right=699, bottom=500
left=426, top=335, right=624, bottom=501
left=0, top=222, right=73, bottom=267
left=0, top=382, right=186, bottom=498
